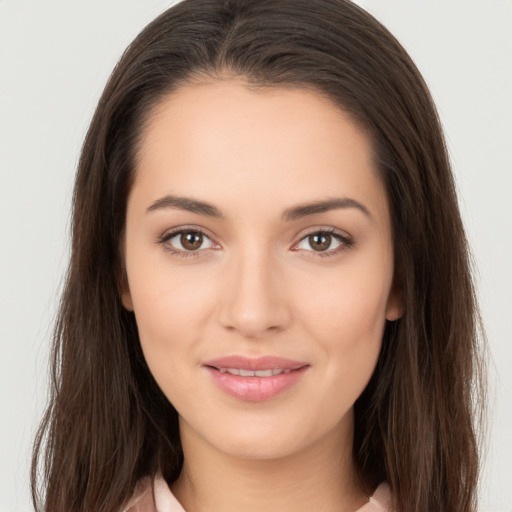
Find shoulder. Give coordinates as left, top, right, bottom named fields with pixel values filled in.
left=121, top=476, right=157, bottom=512
left=122, top=474, right=185, bottom=512
left=356, top=483, right=395, bottom=512
left=122, top=476, right=392, bottom=512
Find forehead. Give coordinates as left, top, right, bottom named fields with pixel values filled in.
left=132, top=79, right=388, bottom=222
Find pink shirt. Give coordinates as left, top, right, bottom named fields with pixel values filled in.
left=123, top=475, right=394, bottom=512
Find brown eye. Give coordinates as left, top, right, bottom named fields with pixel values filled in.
left=294, top=230, right=351, bottom=256
left=162, top=229, right=216, bottom=254
left=180, top=231, right=203, bottom=251
left=308, top=233, right=332, bottom=251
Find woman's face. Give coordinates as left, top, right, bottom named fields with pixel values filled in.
left=122, top=79, right=401, bottom=460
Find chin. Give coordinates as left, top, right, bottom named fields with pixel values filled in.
left=200, top=418, right=317, bottom=461
left=217, top=437, right=301, bottom=461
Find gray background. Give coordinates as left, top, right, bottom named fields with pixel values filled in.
left=0, top=1, right=510, bottom=510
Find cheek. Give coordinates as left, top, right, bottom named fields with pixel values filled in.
left=127, top=247, right=217, bottom=332
left=126, top=255, right=220, bottom=383
left=130, top=282, right=199, bottom=404
left=293, top=254, right=392, bottom=382
left=299, top=261, right=391, bottom=340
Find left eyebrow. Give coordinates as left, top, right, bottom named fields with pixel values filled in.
left=146, top=195, right=224, bottom=218
left=282, top=197, right=372, bottom=221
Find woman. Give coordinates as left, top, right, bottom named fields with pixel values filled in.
left=31, top=1, right=486, bottom=511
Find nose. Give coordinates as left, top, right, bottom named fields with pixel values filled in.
left=217, top=244, right=291, bottom=338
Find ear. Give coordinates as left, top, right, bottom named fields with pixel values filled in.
left=121, top=286, right=134, bottom=311
left=118, top=267, right=134, bottom=311
left=385, top=283, right=404, bottom=321
left=118, top=232, right=134, bottom=311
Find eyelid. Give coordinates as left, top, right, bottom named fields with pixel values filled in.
left=157, top=225, right=354, bottom=258
left=157, top=225, right=221, bottom=257
left=291, top=227, right=354, bottom=256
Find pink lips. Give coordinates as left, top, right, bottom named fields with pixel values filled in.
left=203, top=356, right=309, bottom=402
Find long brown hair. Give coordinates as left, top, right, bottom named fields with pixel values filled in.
left=32, top=1, right=486, bottom=511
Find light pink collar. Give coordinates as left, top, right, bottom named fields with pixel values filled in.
left=124, top=475, right=393, bottom=512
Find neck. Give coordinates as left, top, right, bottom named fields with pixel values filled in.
left=171, top=411, right=368, bottom=512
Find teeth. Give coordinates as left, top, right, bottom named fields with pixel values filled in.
left=255, top=369, right=273, bottom=377
left=217, top=368, right=292, bottom=377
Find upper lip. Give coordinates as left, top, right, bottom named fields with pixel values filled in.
left=203, top=355, right=308, bottom=371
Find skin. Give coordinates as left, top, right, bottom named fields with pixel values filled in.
left=122, top=78, right=402, bottom=512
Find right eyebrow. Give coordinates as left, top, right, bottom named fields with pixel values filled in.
left=146, top=194, right=225, bottom=218
left=281, top=197, right=372, bottom=221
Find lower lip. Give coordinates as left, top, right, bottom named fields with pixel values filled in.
left=204, top=366, right=309, bottom=402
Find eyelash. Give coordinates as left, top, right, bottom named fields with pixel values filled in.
left=157, top=227, right=218, bottom=259
left=157, top=227, right=354, bottom=259
left=294, top=228, right=354, bottom=258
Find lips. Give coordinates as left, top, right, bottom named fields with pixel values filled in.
left=202, top=356, right=309, bottom=401
left=218, top=368, right=292, bottom=377
left=203, top=355, right=307, bottom=371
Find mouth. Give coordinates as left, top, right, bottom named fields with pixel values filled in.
left=213, top=367, right=297, bottom=377
left=203, top=355, right=308, bottom=372
left=202, top=356, right=310, bottom=401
